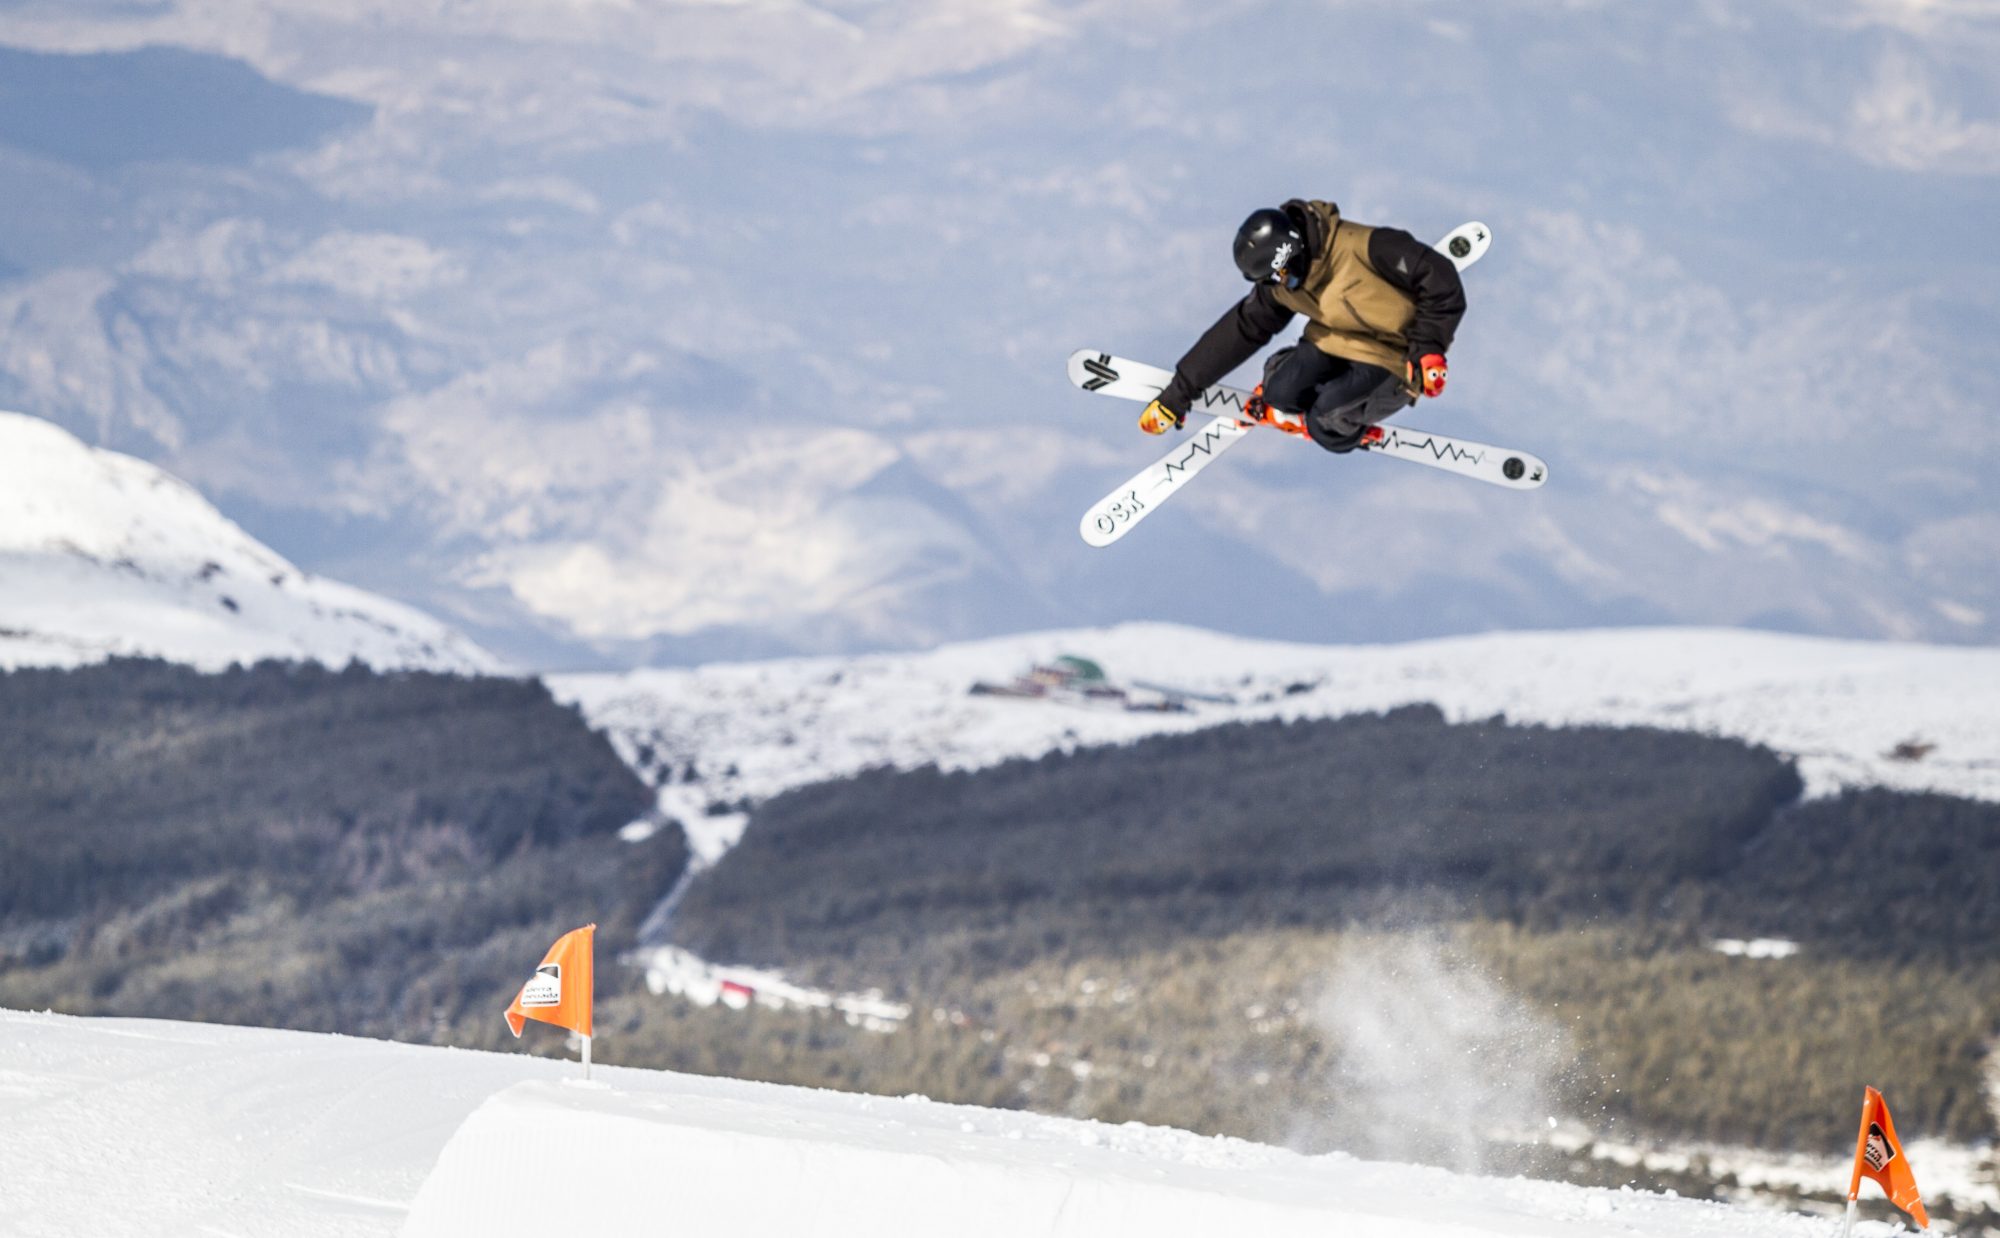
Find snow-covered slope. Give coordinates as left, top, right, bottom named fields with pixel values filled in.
left=0, top=1007, right=1831, bottom=1238
left=0, top=411, right=496, bottom=673
left=554, top=625, right=2000, bottom=863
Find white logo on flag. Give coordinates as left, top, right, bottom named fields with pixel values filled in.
left=1865, top=1123, right=1896, bottom=1171
left=520, top=963, right=562, bottom=1008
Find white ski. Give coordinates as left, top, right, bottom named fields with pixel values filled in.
left=1080, top=414, right=1252, bottom=547
left=1068, top=351, right=1548, bottom=493
left=1074, top=221, right=1530, bottom=549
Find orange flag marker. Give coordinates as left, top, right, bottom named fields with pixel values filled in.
left=505, top=924, right=596, bottom=1077
left=1842, top=1086, right=1929, bottom=1234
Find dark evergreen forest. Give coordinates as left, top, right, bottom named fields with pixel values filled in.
left=675, top=706, right=1841, bottom=971
left=668, top=708, right=2000, bottom=1159
left=0, top=658, right=677, bottom=1040
left=683, top=704, right=2000, bottom=964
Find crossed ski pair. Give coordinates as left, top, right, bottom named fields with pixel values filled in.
left=1068, top=222, right=1546, bottom=548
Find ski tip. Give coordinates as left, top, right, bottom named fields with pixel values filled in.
left=1476, top=449, right=1548, bottom=489
left=1438, top=221, right=1492, bottom=268
left=1065, top=350, right=1092, bottom=389
left=1066, top=347, right=1116, bottom=384
left=1504, top=453, right=1549, bottom=488
left=1068, top=348, right=1145, bottom=399
left=1078, top=515, right=1121, bottom=548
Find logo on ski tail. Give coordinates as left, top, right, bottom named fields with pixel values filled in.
left=1093, top=489, right=1147, bottom=539
left=1081, top=353, right=1120, bottom=391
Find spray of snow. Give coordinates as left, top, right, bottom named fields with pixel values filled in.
left=1296, top=935, right=1568, bottom=1174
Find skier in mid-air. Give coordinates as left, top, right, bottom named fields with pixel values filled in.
left=1139, top=200, right=1467, bottom=453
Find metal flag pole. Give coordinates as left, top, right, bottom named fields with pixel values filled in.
left=1840, top=1089, right=1871, bottom=1238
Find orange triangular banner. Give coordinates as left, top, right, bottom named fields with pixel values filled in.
left=1848, top=1086, right=1928, bottom=1230
left=505, top=924, right=595, bottom=1040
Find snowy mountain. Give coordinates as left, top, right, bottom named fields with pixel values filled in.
left=0, top=4, right=1996, bottom=663
left=0, top=410, right=496, bottom=672
left=2, top=1006, right=1837, bottom=1238
left=553, top=624, right=2000, bottom=866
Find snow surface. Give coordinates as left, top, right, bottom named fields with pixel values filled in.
left=552, top=624, right=2000, bottom=865
left=0, top=411, right=497, bottom=673
left=0, top=1007, right=1842, bottom=1238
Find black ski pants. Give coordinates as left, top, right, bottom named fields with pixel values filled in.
left=1260, top=345, right=1411, bottom=452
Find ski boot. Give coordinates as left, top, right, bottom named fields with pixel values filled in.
left=1237, top=385, right=1312, bottom=438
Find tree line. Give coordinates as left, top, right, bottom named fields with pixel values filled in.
left=0, top=657, right=676, bottom=1041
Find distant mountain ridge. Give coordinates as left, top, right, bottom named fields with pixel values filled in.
left=0, top=410, right=496, bottom=673
left=1, top=8, right=1996, bottom=663
left=554, top=624, right=2000, bottom=871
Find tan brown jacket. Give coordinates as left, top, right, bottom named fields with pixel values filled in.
left=1271, top=200, right=1417, bottom=373
left=1157, top=199, right=1466, bottom=417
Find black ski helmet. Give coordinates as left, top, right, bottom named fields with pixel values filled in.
left=1232, top=207, right=1307, bottom=284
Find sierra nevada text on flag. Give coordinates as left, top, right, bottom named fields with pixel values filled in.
left=505, top=924, right=595, bottom=1040
left=1847, top=1085, right=1929, bottom=1231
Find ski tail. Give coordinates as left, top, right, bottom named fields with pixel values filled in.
left=1080, top=417, right=1250, bottom=547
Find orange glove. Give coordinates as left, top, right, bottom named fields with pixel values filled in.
left=1407, top=352, right=1447, bottom=398
left=1138, top=399, right=1185, bottom=435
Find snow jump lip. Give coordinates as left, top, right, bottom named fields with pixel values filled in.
left=402, top=1079, right=1388, bottom=1238
left=398, top=1077, right=1803, bottom=1238
left=5, top=1003, right=1823, bottom=1237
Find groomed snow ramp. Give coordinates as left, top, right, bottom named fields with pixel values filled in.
left=401, top=1080, right=1814, bottom=1238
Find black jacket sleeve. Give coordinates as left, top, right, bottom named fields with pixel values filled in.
left=1157, top=283, right=1295, bottom=416
left=1367, top=227, right=1466, bottom=358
